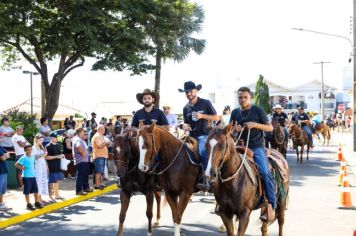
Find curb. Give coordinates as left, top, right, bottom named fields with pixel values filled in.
left=341, top=144, right=356, bottom=177
left=0, top=184, right=119, bottom=229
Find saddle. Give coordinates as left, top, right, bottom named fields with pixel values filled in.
left=267, top=149, right=289, bottom=182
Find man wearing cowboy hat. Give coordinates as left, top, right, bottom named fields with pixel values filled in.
left=179, top=81, right=220, bottom=191
left=272, top=104, right=289, bottom=140
left=131, top=89, right=168, bottom=128
left=297, top=106, right=314, bottom=147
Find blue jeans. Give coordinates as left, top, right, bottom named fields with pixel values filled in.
left=302, top=126, right=313, bottom=145
left=251, top=147, right=277, bottom=209
left=197, top=135, right=208, bottom=170
left=283, top=127, right=289, bottom=141
left=76, top=162, right=89, bottom=192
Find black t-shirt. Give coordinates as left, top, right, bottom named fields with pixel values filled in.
left=272, top=112, right=288, bottom=127
left=297, top=113, right=310, bottom=127
left=131, top=107, right=168, bottom=127
left=183, top=97, right=217, bottom=139
left=46, top=143, right=62, bottom=173
left=62, top=137, right=72, bottom=154
left=230, top=105, right=269, bottom=148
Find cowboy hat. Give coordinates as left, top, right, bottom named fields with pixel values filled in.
left=273, top=104, right=283, bottom=109
left=178, top=81, right=202, bottom=93
left=136, top=88, right=160, bottom=105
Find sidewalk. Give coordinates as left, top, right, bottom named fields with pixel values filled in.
left=330, top=130, right=356, bottom=175
left=0, top=173, right=119, bottom=228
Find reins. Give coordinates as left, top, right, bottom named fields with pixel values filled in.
left=147, top=132, right=188, bottom=175
left=218, top=127, right=251, bottom=183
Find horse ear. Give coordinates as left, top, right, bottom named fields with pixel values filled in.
left=224, top=123, right=234, bottom=134
left=147, top=123, right=155, bottom=133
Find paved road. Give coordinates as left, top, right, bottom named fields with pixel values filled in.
left=2, top=140, right=356, bottom=236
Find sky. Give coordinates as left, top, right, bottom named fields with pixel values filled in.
left=0, top=0, right=353, bottom=116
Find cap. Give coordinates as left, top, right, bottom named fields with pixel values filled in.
left=49, top=131, right=58, bottom=138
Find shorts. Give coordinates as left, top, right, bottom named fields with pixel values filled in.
left=94, top=158, right=106, bottom=174
left=23, top=177, right=38, bottom=195
left=48, top=172, right=64, bottom=184
left=0, top=174, right=7, bottom=195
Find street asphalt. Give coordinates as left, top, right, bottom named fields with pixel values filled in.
left=1, top=134, right=356, bottom=236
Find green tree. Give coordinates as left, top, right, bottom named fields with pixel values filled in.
left=253, top=75, right=270, bottom=114
left=115, top=0, right=206, bottom=107
left=0, top=1, right=152, bottom=119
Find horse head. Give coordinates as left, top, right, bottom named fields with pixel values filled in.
left=205, top=123, right=235, bottom=181
left=271, top=118, right=280, bottom=129
left=113, top=133, right=137, bottom=177
left=137, top=123, right=161, bottom=172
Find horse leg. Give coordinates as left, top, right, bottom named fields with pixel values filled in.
left=153, top=191, right=161, bottom=228
left=307, top=145, right=310, bottom=161
left=220, top=211, right=235, bottom=236
left=300, top=145, right=303, bottom=163
left=117, top=190, right=131, bottom=236
left=277, top=203, right=286, bottom=236
left=145, top=191, right=154, bottom=236
left=165, top=192, right=180, bottom=236
left=171, top=192, right=193, bottom=236
left=237, top=208, right=252, bottom=236
left=296, top=146, right=299, bottom=163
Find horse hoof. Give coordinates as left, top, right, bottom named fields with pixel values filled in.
left=153, top=222, right=160, bottom=228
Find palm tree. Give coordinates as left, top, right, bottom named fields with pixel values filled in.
left=153, top=2, right=206, bottom=107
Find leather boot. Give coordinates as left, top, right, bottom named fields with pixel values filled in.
left=260, top=203, right=275, bottom=223
left=196, top=175, right=212, bottom=192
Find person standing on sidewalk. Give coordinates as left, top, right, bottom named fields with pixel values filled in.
left=45, top=131, right=65, bottom=201
left=32, top=133, right=49, bottom=205
left=0, top=117, right=15, bottom=151
left=12, top=126, right=30, bottom=190
left=39, top=117, right=51, bottom=147
left=91, top=124, right=109, bottom=190
left=15, top=145, right=43, bottom=210
left=72, top=128, right=93, bottom=195
left=0, top=145, right=12, bottom=212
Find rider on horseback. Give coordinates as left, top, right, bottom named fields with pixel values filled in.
left=179, top=81, right=220, bottom=191
left=311, top=111, right=322, bottom=132
left=230, top=86, right=276, bottom=222
left=272, top=104, right=289, bottom=140
left=297, top=107, right=314, bottom=148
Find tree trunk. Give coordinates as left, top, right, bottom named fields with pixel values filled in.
left=154, top=48, right=162, bottom=108
left=43, top=75, right=62, bottom=120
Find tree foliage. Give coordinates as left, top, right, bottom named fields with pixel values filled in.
left=0, top=0, right=154, bottom=118
left=253, top=75, right=270, bottom=114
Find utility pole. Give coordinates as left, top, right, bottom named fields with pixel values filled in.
left=314, top=61, right=331, bottom=120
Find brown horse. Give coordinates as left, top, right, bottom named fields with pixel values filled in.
left=205, top=124, right=289, bottom=236
left=113, top=133, right=161, bottom=236
left=271, top=118, right=287, bottom=158
left=137, top=123, right=200, bottom=236
left=289, top=124, right=312, bottom=163
left=313, top=123, right=331, bottom=146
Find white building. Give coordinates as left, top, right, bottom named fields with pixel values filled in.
left=203, top=79, right=338, bottom=115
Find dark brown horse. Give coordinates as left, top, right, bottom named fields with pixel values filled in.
left=205, top=124, right=289, bottom=236
left=113, top=133, right=161, bottom=236
left=271, top=118, right=287, bottom=158
left=289, top=124, right=312, bottom=163
left=137, top=123, right=200, bottom=236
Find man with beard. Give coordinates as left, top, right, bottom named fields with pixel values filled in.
left=179, top=81, right=220, bottom=191
left=131, top=89, right=168, bottom=128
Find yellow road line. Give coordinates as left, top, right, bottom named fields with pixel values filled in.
left=0, top=184, right=119, bottom=229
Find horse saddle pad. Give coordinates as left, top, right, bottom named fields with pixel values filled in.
left=267, top=149, right=289, bottom=182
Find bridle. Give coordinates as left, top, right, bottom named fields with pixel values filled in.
left=216, top=128, right=251, bottom=183
left=143, top=130, right=187, bottom=175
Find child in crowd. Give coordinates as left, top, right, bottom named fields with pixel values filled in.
left=15, top=145, right=43, bottom=210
